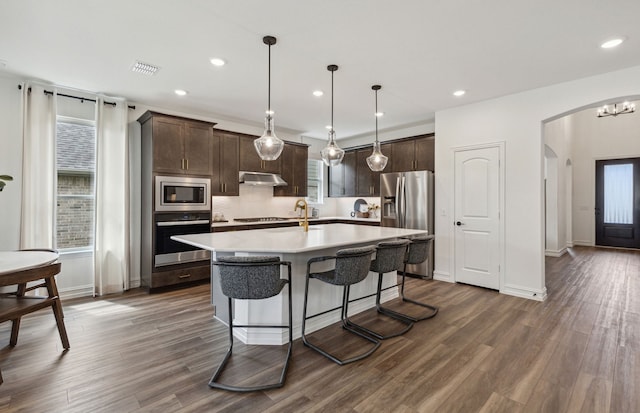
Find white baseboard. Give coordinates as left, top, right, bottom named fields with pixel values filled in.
left=501, top=284, right=547, bottom=301
left=573, top=240, right=594, bottom=247
left=433, top=270, right=453, bottom=283
left=59, top=285, right=94, bottom=299
left=545, top=247, right=567, bottom=257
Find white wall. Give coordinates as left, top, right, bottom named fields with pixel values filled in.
left=434, top=65, right=640, bottom=300
left=568, top=99, right=640, bottom=245
left=544, top=115, right=573, bottom=255
left=0, top=74, right=24, bottom=251
left=338, top=121, right=435, bottom=149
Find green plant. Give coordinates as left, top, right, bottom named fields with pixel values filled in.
left=0, top=175, right=13, bottom=191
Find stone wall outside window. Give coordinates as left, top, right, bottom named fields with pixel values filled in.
left=57, top=173, right=94, bottom=249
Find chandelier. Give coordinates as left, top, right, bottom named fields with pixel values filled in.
left=597, top=101, right=636, bottom=118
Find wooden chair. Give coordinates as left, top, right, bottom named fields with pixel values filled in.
left=0, top=251, right=70, bottom=384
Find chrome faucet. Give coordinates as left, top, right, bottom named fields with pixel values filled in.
left=294, top=198, right=309, bottom=232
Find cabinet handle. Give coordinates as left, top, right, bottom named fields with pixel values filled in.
left=185, top=159, right=189, bottom=170
left=181, top=159, right=184, bottom=169
left=178, top=274, right=191, bottom=279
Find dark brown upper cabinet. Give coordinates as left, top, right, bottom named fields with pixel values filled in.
left=274, top=143, right=309, bottom=197
left=138, top=111, right=215, bottom=176
left=356, top=148, right=380, bottom=197
left=239, top=135, right=281, bottom=173
left=389, top=135, right=434, bottom=172
left=212, top=131, right=240, bottom=196
left=328, top=150, right=357, bottom=197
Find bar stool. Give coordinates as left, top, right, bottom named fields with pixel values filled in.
left=346, top=239, right=414, bottom=340
left=301, top=245, right=379, bottom=365
left=209, top=256, right=292, bottom=392
left=398, top=235, right=438, bottom=321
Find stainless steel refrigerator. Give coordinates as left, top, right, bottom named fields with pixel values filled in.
left=380, top=170, right=434, bottom=279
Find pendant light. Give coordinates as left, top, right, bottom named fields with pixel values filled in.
left=254, top=35, right=285, bottom=161
left=320, top=64, right=345, bottom=166
left=366, top=84, right=388, bottom=171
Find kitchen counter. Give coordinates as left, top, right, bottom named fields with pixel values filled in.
left=210, top=216, right=380, bottom=229
left=172, top=223, right=425, bottom=345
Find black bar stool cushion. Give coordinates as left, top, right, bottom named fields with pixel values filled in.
left=369, top=239, right=410, bottom=273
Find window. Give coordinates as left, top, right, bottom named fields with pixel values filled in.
left=55, top=117, right=96, bottom=250
left=307, top=159, right=323, bottom=204
left=604, top=163, right=633, bottom=224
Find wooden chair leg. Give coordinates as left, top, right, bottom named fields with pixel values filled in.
left=10, top=318, right=21, bottom=346
left=51, top=300, right=70, bottom=349
left=45, top=277, right=70, bottom=349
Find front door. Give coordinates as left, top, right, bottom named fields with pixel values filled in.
left=595, top=158, right=640, bottom=248
left=454, top=145, right=502, bottom=290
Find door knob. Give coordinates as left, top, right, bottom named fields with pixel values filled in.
left=456, top=221, right=464, bottom=226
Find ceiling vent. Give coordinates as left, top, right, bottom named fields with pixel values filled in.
left=131, top=61, right=159, bottom=76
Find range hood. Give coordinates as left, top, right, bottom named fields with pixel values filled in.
left=239, top=171, right=288, bottom=187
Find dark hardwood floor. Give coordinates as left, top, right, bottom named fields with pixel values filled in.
left=0, top=246, right=639, bottom=412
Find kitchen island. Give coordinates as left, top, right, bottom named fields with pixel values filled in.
left=172, top=223, right=427, bottom=345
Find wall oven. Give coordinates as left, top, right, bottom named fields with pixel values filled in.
left=154, top=212, right=211, bottom=267
left=155, top=175, right=211, bottom=212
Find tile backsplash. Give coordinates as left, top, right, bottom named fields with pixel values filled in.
left=212, top=185, right=378, bottom=221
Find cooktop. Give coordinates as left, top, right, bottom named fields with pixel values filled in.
left=233, top=217, right=295, bottom=222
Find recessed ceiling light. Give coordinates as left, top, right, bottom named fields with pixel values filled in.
left=313, top=90, right=324, bottom=97
left=131, top=61, right=159, bottom=75
left=601, top=38, right=624, bottom=49
left=210, top=58, right=226, bottom=67
left=453, top=90, right=466, bottom=97
left=174, top=89, right=188, bottom=96
left=375, top=112, right=384, bottom=117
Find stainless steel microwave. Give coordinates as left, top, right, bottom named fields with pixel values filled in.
left=155, top=175, right=211, bottom=212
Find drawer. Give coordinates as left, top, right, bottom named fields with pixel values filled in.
left=151, top=264, right=210, bottom=288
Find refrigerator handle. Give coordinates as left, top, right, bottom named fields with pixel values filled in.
left=400, top=176, right=406, bottom=228
left=395, top=176, right=402, bottom=227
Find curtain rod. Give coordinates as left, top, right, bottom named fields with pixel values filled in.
left=18, top=84, right=135, bottom=109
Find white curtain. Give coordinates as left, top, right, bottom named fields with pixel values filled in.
left=94, top=97, right=130, bottom=295
left=20, top=83, right=57, bottom=250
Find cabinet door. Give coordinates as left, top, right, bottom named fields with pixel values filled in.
left=343, top=151, right=357, bottom=196
left=329, top=162, right=345, bottom=197
left=183, top=122, right=213, bottom=175
left=390, top=140, right=416, bottom=172
left=274, top=144, right=295, bottom=197
left=275, top=144, right=308, bottom=197
left=356, top=149, right=373, bottom=196
left=381, top=143, right=393, bottom=173
left=153, top=117, right=184, bottom=174
left=239, top=135, right=281, bottom=173
left=292, top=145, right=308, bottom=196
left=415, top=136, right=434, bottom=171
left=212, top=132, right=239, bottom=196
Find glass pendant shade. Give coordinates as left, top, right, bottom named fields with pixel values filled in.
left=321, top=129, right=345, bottom=166
left=367, top=84, right=388, bottom=171
left=321, top=64, right=344, bottom=167
left=366, top=141, right=388, bottom=171
left=254, top=35, right=284, bottom=161
left=254, top=114, right=284, bottom=160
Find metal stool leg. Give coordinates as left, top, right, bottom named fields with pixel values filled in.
left=398, top=263, right=438, bottom=321
left=345, top=271, right=414, bottom=340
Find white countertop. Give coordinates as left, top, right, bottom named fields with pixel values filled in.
left=173, top=223, right=425, bottom=254
left=210, top=216, right=380, bottom=228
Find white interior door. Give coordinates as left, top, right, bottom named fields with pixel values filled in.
left=454, top=145, right=501, bottom=290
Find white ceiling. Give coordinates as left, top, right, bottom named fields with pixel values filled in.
left=2, top=0, right=640, bottom=139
